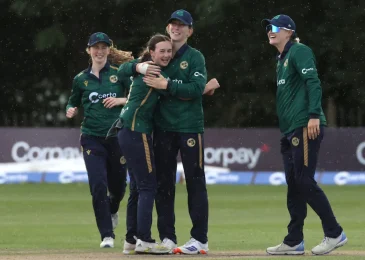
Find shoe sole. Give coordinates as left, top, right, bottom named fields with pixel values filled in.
left=173, top=248, right=208, bottom=255
left=100, top=245, right=114, bottom=248
left=266, top=250, right=304, bottom=255
left=123, top=250, right=135, bottom=255
left=135, top=250, right=170, bottom=255
left=311, top=237, right=348, bottom=255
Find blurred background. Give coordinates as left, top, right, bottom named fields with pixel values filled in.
left=0, top=0, right=365, bottom=185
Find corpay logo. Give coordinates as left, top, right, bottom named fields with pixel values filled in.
left=204, top=147, right=261, bottom=169
left=0, top=172, right=28, bottom=185
left=356, top=142, right=365, bottom=165
left=11, top=141, right=82, bottom=162
left=269, top=172, right=286, bottom=186
left=59, top=171, right=88, bottom=184
left=334, top=171, right=365, bottom=186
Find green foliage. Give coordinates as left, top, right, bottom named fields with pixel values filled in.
left=2, top=0, right=364, bottom=127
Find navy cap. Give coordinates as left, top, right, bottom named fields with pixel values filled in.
left=261, top=14, right=296, bottom=31
left=167, top=9, right=193, bottom=26
left=87, top=32, right=112, bottom=47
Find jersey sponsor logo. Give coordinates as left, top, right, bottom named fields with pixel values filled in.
left=89, top=92, right=117, bottom=103
left=109, top=75, right=118, bottom=83
left=194, top=72, right=205, bottom=78
left=167, top=77, right=183, bottom=84
left=277, top=79, right=285, bottom=85
left=302, top=68, right=314, bottom=74
left=84, top=80, right=88, bottom=87
left=180, top=61, right=188, bottom=69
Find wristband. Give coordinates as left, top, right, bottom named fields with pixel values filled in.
left=138, top=63, right=149, bottom=75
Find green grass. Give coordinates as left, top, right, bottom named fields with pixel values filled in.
left=0, top=184, right=364, bottom=259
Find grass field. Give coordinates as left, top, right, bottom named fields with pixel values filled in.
left=0, top=184, right=364, bottom=259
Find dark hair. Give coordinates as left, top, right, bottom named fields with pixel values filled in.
left=139, top=34, right=171, bottom=62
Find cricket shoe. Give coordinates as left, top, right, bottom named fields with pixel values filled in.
left=161, top=238, right=177, bottom=253
left=111, top=212, right=118, bottom=230
left=123, top=240, right=136, bottom=255
left=312, top=231, right=348, bottom=255
left=173, top=238, right=209, bottom=255
left=266, top=241, right=304, bottom=255
left=100, top=237, right=114, bottom=248
left=135, top=239, right=170, bottom=254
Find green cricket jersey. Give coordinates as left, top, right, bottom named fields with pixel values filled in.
left=119, top=72, right=168, bottom=134
left=66, top=62, right=130, bottom=137
left=118, top=44, right=207, bottom=133
left=276, top=42, right=327, bottom=135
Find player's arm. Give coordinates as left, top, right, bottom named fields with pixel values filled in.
left=117, top=58, right=161, bottom=78
left=143, top=52, right=207, bottom=99
left=293, top=47, right=322, bottom=118
left=103, top=76, right=131, bottom=108
left=66, top=78, right=82, bottom=118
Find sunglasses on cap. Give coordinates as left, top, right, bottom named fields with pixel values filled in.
left=266, top=24, right=294, bottom=33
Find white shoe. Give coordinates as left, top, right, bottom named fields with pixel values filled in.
left=123, top=240, right=136, bottom=255
left=161, top=238, right=177, bottom=253
left=266, top=241, right=304, bottom=255
left=100, top=237, right=114, bottom=248
left=312, top=231, right=348, bottom=255
left=111, top=212, right=118, bottom=230
left=173, top=238, right=209, bottom=255
left=135, top=239, right=170, bottom=254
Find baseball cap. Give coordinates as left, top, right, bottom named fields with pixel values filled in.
left=87, top=32, right=112, bottom=47
left=167, top=9, right=193, bottom=26
left=261, top=14, right=296, bottom=31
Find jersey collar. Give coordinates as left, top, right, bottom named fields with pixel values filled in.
left=174, top=44, right=189, bottom=58
left=85, top=61, right=111, bottom=74
left=277, top=41, right=293, bottom=60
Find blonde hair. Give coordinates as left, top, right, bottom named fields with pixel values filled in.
left=108, top=44, right=134, bottom=65
left=86, top=40, right=134, bottom=65
left=293, top=37, right=300, bottom=43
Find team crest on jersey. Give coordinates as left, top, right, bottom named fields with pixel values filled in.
left=110, top=75, right=118, bottom=83
left=292, top=137, right=300, bottom=146
left=284, top=59, right=288, bottom=67
left=84, top=80, right=88, bottom=87
left=180, top=61, right=188, bottom=70
left=120, top=156, right=126, bottom=165
left=187, top=138, right=196, bottom=147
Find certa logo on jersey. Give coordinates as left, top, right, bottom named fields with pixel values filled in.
left=89, top=92, right=117, bottom=103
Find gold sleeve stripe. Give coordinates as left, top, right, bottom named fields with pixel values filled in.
left=142, top=134, right=153, bottom=173
left=131, top=88, right=153, bottom=131
left=110, top=65, right=118, bottom=70
left=198, top=134, right=203, bottom=169
left=303, top=127, right=309, bottom=167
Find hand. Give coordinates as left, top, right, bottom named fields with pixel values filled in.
left=143, top=74, right=168, bottom=89
left=136, top=61, right=161, bottom=76
left=66, top=107, right=78, bottom=118
left=307, top=119, right=320, bottom=139
left=103, top=97, right=127, bottom=108
left=205, top=89, right=215, bottom=96
left=203, top=78, right=220, bottom=95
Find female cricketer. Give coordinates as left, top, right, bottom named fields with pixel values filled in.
left=66, top=32, right=133, bottom=248
left=118, top=9, right=218, bottom=255
left=117, top=34, right=174, bottom=255
left=261, top=14, right=347, bottom=256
